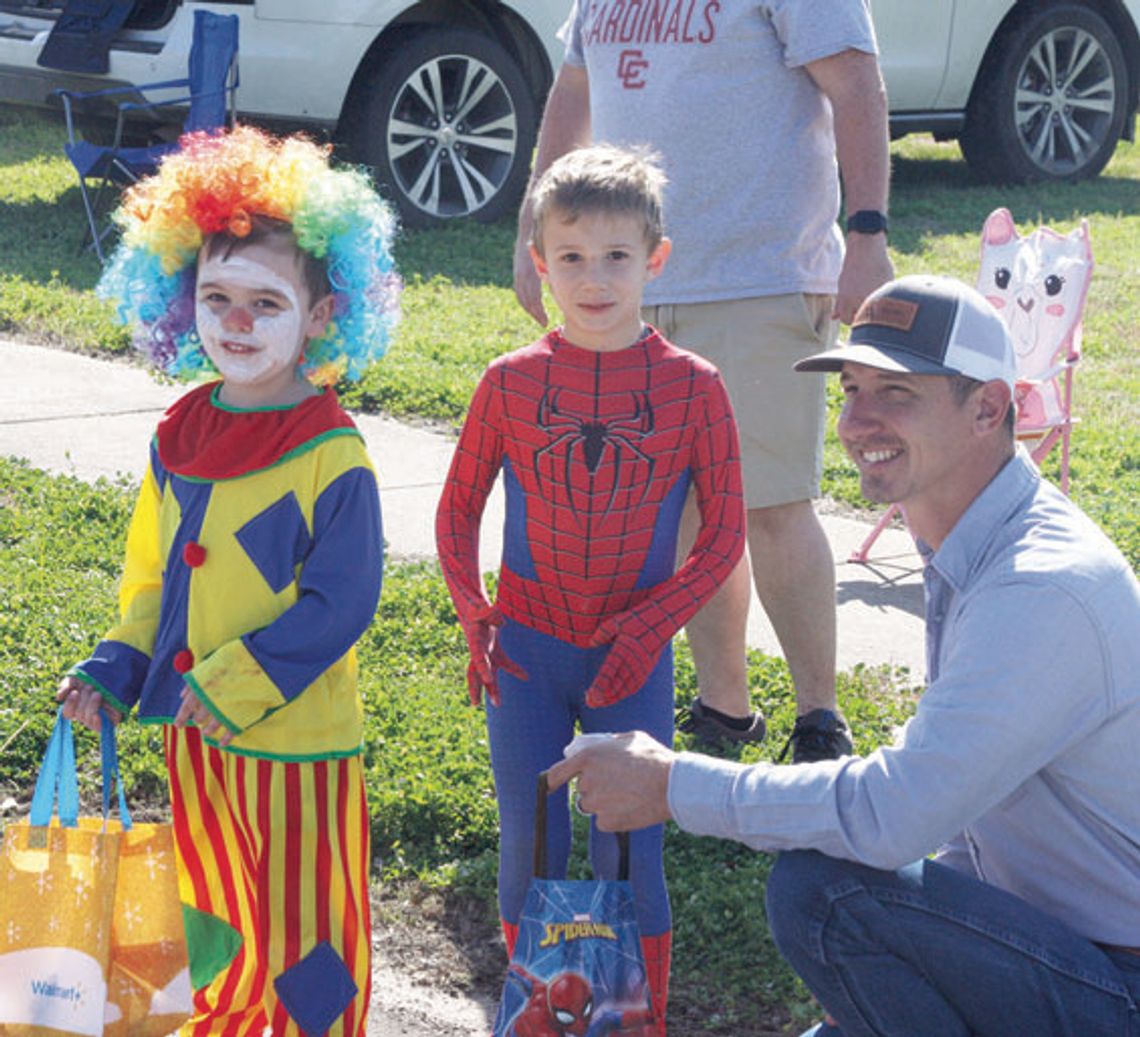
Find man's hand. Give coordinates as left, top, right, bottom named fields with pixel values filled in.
left=463, top=605, right=528, bottom=707
left=546, top=731, right=675, bottom=832
left=174, top=685, right=234, bottom=747
left=586, top=614, right=658, bottom=708
left=513, top=236, right=548, bottom=327
left=835, top=232, right=894, bottom=324
left=56, top=675, right=121, bottom=732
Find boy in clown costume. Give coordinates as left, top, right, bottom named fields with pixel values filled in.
left=56, top=126, right=399, bottom=1036
left=436, top=145, right=746, bottom=1034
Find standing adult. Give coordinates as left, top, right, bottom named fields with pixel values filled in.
left=549, top=276, right=1140, bottom=1035
left=513, top=1, right=894, bottom=760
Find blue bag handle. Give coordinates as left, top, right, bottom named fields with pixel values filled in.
left=29, top=707, right=132, bottom=830
left=534, top=771, right=628, bottom=880
left=30, top=708, right=79, bottom=827
left=100, top=711, right=132, bottom=830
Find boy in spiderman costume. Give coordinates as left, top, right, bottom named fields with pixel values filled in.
left=436, top=145, right=745, bottom=1034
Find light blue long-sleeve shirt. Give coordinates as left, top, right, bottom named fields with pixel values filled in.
left=669, top=450, right=1140, bottom=945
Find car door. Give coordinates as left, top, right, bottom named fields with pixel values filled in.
left=870, top=0, right=954, bottom=110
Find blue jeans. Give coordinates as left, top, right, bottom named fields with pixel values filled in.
left=766, top=850, right=1140, bottom=1036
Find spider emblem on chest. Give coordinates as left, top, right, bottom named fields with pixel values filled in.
left=533, top=387, right=655, bottom=518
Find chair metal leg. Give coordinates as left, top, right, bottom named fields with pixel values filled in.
left=1058, top=425, right=1072, bottom=496
left=74, top=174, right=106, bottom=263
left=75, top=161, right=138, bottom=263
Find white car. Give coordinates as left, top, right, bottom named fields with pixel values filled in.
left=874, top=0, right=1140, bottom=183
left=1, top=1, right=1137, bottom=226
left=1, top=0, right=565, bottom=226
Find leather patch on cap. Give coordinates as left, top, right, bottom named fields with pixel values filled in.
left=853, top=297, right=919, bottom=331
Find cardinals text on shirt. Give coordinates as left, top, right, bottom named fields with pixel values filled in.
left=582, top=0, right=721, bottom=47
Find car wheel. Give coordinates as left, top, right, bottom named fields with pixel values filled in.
left=960, top=2, right=1129, bottom=182
left=349, top=28, right=538, bottom=227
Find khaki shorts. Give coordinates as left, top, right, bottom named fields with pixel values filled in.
left=643, top=294, right=836, bottom=508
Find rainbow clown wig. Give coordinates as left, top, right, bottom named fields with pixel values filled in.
left=98, top=125, right=401, bottom=386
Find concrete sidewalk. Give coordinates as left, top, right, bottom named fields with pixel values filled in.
left=0, top=338, right=927, bottom=679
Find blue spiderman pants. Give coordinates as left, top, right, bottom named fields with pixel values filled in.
left=487, top=617, right=674, bottom=939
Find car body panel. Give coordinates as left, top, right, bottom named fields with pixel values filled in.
left=0, top=0, right=564, bottom=125
left=870, top=0, right=955, bottom=109
left=940, top=1, right=1016, bottom=108
left=871, top=1, right=1018, bottom=112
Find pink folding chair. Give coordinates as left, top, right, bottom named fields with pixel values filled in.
left=850, top=207, right=1093, bottom=562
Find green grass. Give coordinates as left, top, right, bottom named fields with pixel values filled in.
left=0, top=456, right=920, bottom=1031
left=1, top=107, right=1137, bottom=1031
left=2, top=107, right=1136, bottom=563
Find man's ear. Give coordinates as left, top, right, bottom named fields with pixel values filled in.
left=529, top=243, right=549, bottom=280
left=646, top=237, right=672, bottom=280
left=974, top=380, right=1012, bottom=435
left=306, top=294, right=336, bottom=340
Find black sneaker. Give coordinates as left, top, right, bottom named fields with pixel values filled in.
left=778, top=709, right=853, bottom=764
left=676, top=699, right=767, bottom=754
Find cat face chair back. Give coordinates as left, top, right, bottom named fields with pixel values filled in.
left=977, top=207, right=1093, bottom=430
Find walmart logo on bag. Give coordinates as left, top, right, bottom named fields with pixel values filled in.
left=30, top=978, right=85, bottom=1003
left=0, top=948, right=106, bottom=1036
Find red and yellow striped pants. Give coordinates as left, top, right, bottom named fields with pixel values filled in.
left=165, top=726, right=371, bottom=1036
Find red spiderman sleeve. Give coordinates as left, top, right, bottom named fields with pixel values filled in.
left=586, top=368, right=744, bottom=706
left=436, top=367, right=501, bottom=621
left=436, top=365, right=527, bottom=705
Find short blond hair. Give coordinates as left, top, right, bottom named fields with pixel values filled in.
left=530, top=144, right=667, bottom=257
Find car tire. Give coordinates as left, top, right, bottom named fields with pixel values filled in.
left=348, top=27, right=538, bottom=227
left=959, top=3, right=1130, bottom=183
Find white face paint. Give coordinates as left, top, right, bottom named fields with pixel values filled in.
left=195, top=251, right=307, bottom=390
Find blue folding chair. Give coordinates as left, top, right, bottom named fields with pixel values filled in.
left=56, top=10, right=239, bottom=261
left=37, top=0, right=137, bottom=75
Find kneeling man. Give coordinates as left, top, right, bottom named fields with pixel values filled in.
left=549, top=275, right=1140, bottom=1036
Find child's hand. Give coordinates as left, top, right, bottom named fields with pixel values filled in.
left=586, top=615, right=658, bottom=708
left=174, top=685, right=235, bottom=747
left=56, top=675, right=122, bottom=732
left=463, top=605, right=527, bottom=707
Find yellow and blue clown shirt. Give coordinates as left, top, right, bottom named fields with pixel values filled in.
left=74, top=381, right=384, bottom=761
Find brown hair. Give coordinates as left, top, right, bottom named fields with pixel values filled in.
left=200, top=214, right=329, bottom=306
left=948, top=373, right=1016, bottom=436
left=530, top=144, right=667, bottom=257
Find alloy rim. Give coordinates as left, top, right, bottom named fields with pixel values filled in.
left=385, top=53, right=519, bottom=218
left=1014, top=26, right=1117, bottom=176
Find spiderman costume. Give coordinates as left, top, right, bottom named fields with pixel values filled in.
left=437, top=326, right=744, bottom=706
left=436, top=326, right=745, bottom=1029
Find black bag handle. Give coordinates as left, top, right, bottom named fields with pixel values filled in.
left=534, top=771, right=630, bottom=881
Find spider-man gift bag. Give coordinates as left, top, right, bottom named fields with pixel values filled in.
left=492, top=774, right=655, bottom=1037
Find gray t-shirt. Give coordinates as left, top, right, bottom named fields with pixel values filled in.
left=562, top=1, right=878, bottom=305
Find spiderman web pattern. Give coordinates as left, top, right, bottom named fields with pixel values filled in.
left=437, top=329, right=744, bottom=652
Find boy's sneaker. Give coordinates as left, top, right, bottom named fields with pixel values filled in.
left=676, top=699, right=767, bottom=756
left=778, top=709, right=853, bottom=764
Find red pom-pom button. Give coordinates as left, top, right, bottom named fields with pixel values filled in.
left=173, top=649, right=195, bottom=674
left=182, top=541, right=207, bottom=568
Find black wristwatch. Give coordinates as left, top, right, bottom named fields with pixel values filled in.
left=845, top=209, right=889, bottom=236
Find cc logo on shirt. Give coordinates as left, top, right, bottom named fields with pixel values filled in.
left=617, top=49, right=649, bottom=89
